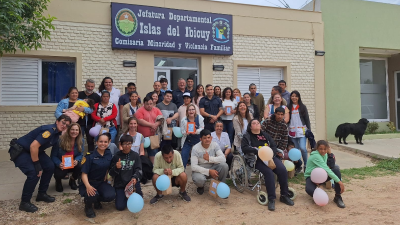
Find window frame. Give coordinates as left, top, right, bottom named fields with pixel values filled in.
left=359, top=57, right=390, bottom=122
left=0, top=57, right=76, bottom=106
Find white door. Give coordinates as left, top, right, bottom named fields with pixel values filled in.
left=395, top=71, right=400, bottom=130
left=237, top=67, right=283, bottom=105
left=154, top=69, right=171, bottom=90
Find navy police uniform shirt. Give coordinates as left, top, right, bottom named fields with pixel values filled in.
left=17, top=124, right=61, bottom=152
left=172, top=88, right=189, bottom=108
left=81, top=149, right=113, bottom=183
left=199, top=95, right=223, bottom=117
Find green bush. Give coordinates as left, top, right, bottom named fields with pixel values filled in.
left=366, top=122, right=379, bottom=134
left=387, top=122, right=396, bottom=132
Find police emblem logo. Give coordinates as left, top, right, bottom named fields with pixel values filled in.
left=81, top=157, right=86, bottom=165
left=212, top=18, right=231, bottom=44
left=115, top=8, right=138, bottom=37
left=42, top=131, right=51, bottom=138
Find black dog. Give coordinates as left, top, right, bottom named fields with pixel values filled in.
left=335, top=118, right=369, bottom=145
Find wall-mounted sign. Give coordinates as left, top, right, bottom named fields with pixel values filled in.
left=111, top=3, right=233, bottom=55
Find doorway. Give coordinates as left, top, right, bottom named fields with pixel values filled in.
left=396, top=71, right=400, bottom=130
left=154, top=57, right=199, bottom=90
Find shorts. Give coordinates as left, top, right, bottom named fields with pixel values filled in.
left=171, top=176, right=180, bottom=187
left=146, top=147, right=159, bottom=157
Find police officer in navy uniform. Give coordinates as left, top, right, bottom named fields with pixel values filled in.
left=80, top=133, right=115, bottom=218
left=9, top=115, right=72, bottom=212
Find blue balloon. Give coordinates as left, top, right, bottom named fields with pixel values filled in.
left=288, top=148, right=302, bottom=161
left=216, top=182, right=230, bottom=199
left=156, top=174, right=170, bottom=191
left=144, top=137, right=150, bottom=148
left=173, top=127, right=183, bottom=138
left=127, top=193, right=144, bottom=213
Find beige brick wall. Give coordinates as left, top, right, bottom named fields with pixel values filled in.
left=0, top=22, right=316, bottom=151
left=212, top=35, right=316, bottom=131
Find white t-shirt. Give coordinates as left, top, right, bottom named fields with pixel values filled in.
left=97, top=87, right=121, bottom=125
left=220, top=99, right=238, bottom=121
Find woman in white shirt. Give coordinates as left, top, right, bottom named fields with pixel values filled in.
left=97, top=77, right=121, bottom=130
left=180, top=104, right=204, bottom=168
left=221, top=87, right=237, bottom=144
left=118, top=117, right=145, bottom=156
left=211, top=121, right=233, bottom=170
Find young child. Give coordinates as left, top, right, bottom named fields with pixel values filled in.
left=282, top=141, right=303, bottom=175
left=109, top=135, right=143, bottom=211
left=304, top=140, right=346, bottom=208
left=63, top=99, right=95, bottom=122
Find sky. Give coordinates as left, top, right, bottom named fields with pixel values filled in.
left=213, top=0, right=400, bottom=9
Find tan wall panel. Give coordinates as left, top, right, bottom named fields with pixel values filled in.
left=312, top=22, right=326, bottom=140
left=45, top=0, right=321, bottom=40
left=233, top=16, right=313, bottom=40
left=388, top=54, right=400, bottom=123
left=136, top=51, right=155, bottom=99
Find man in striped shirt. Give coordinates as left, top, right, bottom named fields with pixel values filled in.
left=261, top=107, right=288, bottom=152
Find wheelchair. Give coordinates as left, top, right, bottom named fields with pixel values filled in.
left=230, top=154, right=297, bottom=206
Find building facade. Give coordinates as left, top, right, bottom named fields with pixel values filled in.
left=0, top=0, right=325, bottom=158
left=321, top=0, right=400, bottom=140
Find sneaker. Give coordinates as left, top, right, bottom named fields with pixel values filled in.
left=19, top=201, right=38, bottom=213
left=197, top=187, right=204, bottom=195
left=150, top=194, right=164, bottom=204
left=179, top=191, right=191, bottom=202
left=334, top=195, right=346, bottom=208
left=280, top=195, right=294, bottom=206
left=36, top=193, right=55, bottom=203
left=295, top=167, right=302, bottom=174
left=268, top=200, right=275, bottom=211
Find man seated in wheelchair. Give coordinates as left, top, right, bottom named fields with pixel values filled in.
left=241, top=119, right=294, bottom=211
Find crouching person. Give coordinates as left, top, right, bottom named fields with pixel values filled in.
left=109, top=135, right=143, bottom=211
left=150, top=144, right=191, bottom=204
left=191, top=129, right=229, bottom=195
left=304, top=140, right=345, bottom=208
left=80, top=133, right=115, bottom=218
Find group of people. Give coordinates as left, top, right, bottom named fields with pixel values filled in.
left=8, top=76, right=345, bottom=217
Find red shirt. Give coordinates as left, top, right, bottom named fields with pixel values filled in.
left=135, top=106, right=162, bottom=137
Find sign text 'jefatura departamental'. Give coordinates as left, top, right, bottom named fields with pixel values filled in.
left=111, top=3, right=233, bottom=55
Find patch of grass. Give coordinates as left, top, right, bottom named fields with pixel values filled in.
left=225, top=178, right=233, bottom=187
left=62, top=198, right=72, bottom=204
left=62, top=193, right=70, bottom=196
left=40, top=213, right=47, bottom=217
left=288, top=158, right=400, bottom=185
left=366, top=130, right=400, bottom=135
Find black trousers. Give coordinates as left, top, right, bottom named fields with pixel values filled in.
left=85, top=123, right=95, bottom=152
left=305, top=165, right=342, bottom=196
left=255, top=157, right=289, bottom=200
left=54, top=163, right=81, bottom=180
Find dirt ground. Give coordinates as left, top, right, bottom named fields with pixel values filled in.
left=1, top=175, right=399, bottom=225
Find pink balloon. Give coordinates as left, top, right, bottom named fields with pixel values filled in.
left=310, top=168, right=328, bottom=184
left=313, top=187, right=329, bottom=206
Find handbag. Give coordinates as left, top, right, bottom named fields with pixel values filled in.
left=149, top=135, right=160, bottom=149
left=99, top=127, right=109, bottom=135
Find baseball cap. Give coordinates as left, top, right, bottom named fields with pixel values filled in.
left=183, top=92, right=192, bottom=98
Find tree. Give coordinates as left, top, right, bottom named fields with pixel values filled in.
left=0, top=0, right=56, bottom=56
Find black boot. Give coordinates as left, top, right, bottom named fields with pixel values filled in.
left=94, top=199, right=102, bottom=209
left=334, top=195, right=346, bottom=208
left=56, top=179, right=63, bottom=192
left=19, top=201, right=38, bottom=213
left=69, top=177, right=78, bottom=190
left=85, top=199, right=96, bottom=218
left=36, top=193, right=55, bottom=202
left=268, top=200, right=275, bottom=211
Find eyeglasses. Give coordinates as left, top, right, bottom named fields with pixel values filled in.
left=188, top=109, right=196, bottom=111
left=60, top=120, right=70, bottom=126
left=122, top=143, right=132, bottom=146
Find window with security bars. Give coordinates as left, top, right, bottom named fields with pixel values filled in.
left=237, top=67, right=283, bottom=105
left=0, top=57, right=75, bottom=105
